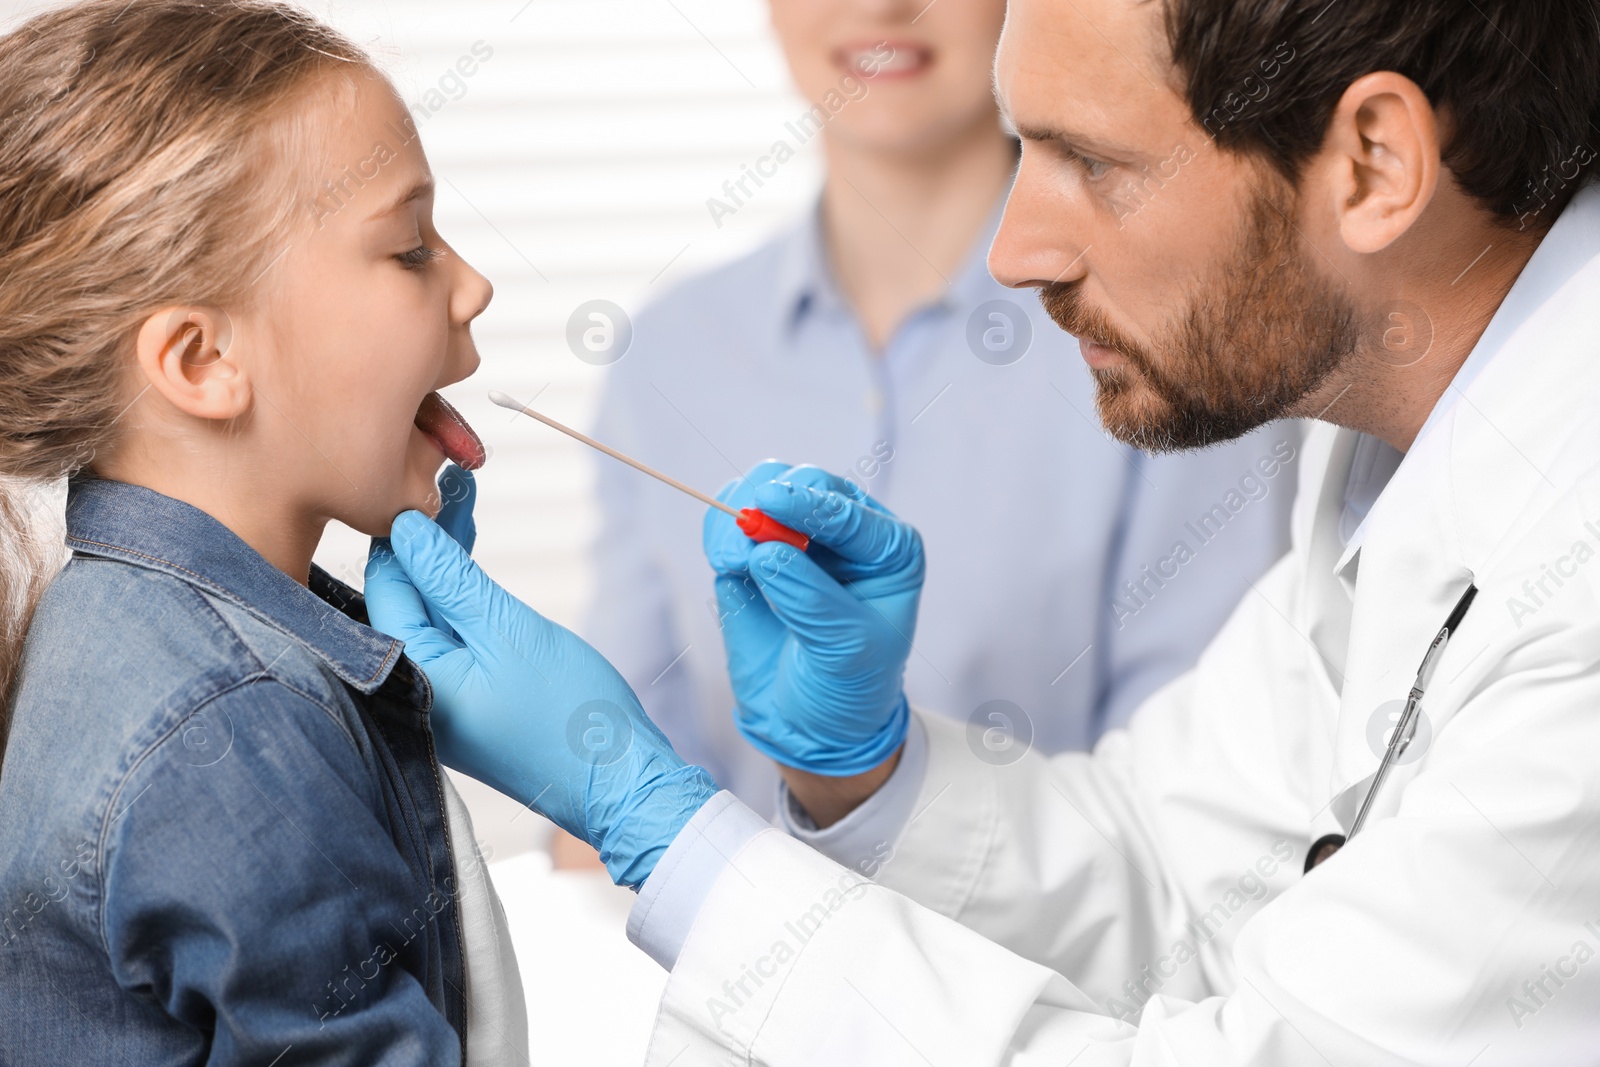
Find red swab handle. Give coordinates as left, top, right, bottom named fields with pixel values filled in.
left=737, top=508, right=810, bottom=551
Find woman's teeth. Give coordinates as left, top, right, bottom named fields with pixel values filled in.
left=845, top=44, right=929, bottom=77
left=413, top=391, right=487, bottom=471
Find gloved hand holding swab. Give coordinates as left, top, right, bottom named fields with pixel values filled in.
left=487, top=389, right=810, bottom=550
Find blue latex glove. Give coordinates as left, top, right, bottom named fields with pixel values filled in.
left=432, top=463, right=477, bottom=551
left=420, top=465, right=475, bottom=636
left=363, top=509, right=718, bottom=889
left=362, top=464, right=475, bottom=631
left=704, top=461, right=925, bottom=776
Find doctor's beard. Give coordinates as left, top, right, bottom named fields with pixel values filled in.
left=1039, top=179, right=1360, bottom=453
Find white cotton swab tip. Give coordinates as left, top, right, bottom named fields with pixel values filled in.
left=488, top=389, right=524, bottom=412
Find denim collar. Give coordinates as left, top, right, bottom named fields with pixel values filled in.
left=63, top=476, right=404, bottom=695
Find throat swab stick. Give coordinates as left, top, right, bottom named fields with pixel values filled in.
left=488, top=390, right=810, bottom=551
left=490, top=390, right=734, bottom=515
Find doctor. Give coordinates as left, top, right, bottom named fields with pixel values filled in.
left=364, top=0, right=1600, bottom=1061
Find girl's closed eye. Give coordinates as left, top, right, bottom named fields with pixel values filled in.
left=396, top=244, right=444, bottom=271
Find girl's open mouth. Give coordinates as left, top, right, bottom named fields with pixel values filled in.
left=413, top=391, right=486, bottom=470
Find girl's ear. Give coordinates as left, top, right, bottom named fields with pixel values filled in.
left=133, top=307, right=250, bottom=419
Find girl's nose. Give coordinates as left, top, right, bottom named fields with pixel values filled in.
left=452, top=256, right=493, bottom=325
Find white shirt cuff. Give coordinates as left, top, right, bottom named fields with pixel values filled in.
left=625, top=718, right=929, bottom=971
left=773, top=711, right=928, bottom=877
left=626, top=790, right=769, bottom=969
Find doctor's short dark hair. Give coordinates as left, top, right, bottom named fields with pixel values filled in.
left=1159, top=0, right=1600, bottom=230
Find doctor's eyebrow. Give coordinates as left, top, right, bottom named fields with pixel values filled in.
left=992, top=83, right=1130, bottom=159
left=365, top=177, right=435, bottom=221
left=1009, top=121, right=1129, bottom=160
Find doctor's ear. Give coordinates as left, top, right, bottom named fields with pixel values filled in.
left=1316, top=71, right=1441, bottom=255
left=132, top=306, right=250, bottom=420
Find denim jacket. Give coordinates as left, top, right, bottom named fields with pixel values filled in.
left=0, top=477, right=471, bottom=1065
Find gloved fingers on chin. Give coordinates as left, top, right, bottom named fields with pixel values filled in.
left=434, top=465, right=477, bottom=553
left=371, top=532, right=457, bottom=635
left=365, top=538, right=438, bottom=637
left=390, top=511, right=526, bottom=651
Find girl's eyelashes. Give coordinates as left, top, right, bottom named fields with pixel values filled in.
left=395, top=245, right=444, bottom=271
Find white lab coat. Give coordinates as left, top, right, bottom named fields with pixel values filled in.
left=637, top=186, right=1600, bottom=1066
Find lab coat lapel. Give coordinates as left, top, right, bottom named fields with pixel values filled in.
left=1299, top=427, right=1361, bottom=701
left=1328, top=183, right=1600, bottom=812
left=1293, top=425, right=1362, bottom=833
left=1260, top=424, right=1364, bottom=841
left=1328, top=413, right=1468, bottom=810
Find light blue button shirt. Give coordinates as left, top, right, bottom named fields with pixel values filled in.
left=585, top=188, right=1301, bottom=821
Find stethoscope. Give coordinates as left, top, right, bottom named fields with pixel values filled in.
left=1305, top=582, right=1478, bottom=872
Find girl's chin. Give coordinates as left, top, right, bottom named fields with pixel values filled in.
left=402, top=433, right=449, bottom=513
left=350, top=471, right=444, bottom=538
left=400, top=470, right=446, bottom=520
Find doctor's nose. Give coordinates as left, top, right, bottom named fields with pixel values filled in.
left=988, top=174, right=1090, bottom=290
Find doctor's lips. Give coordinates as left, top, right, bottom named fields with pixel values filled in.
left=1079, top=339, right=1126, bottom=371
left=1038, top=284, right=1135, bottom=370
left=414, top=391, right=487, bottom=470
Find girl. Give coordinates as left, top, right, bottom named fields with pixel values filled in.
left=0, top=1, right=526, bottom=1062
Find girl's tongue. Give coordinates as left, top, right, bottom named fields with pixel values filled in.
left=413, top=391, right=486, bottom=471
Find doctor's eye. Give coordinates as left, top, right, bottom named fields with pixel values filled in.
left=396, top=245, right=445, bottom=271
left=1064, top=147, right=1113, bottom=181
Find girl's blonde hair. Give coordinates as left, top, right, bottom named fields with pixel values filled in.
left=0, top=0, right=375, bottom=761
